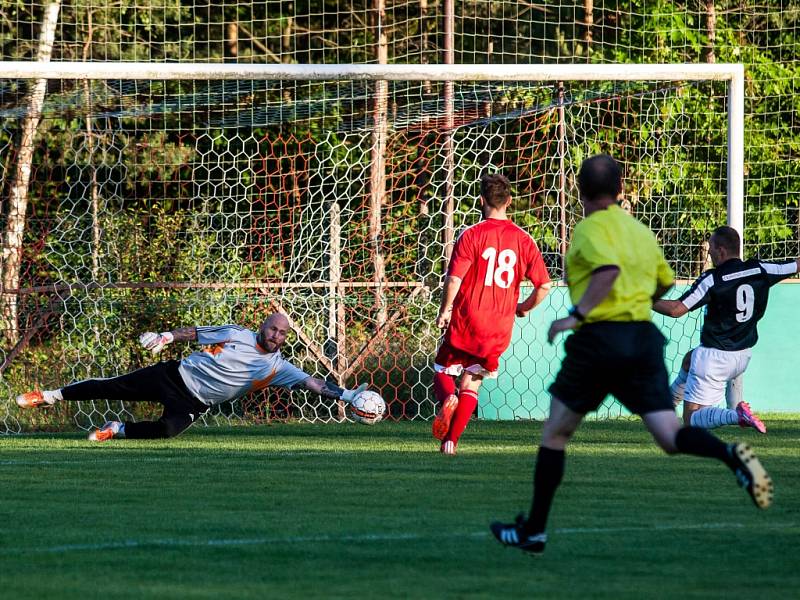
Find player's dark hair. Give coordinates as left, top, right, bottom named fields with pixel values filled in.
left=577, top=154, right=622, bottom=202
left=711, top=225, right=741, bottom=255
left=480, top=173, right=512, bottom=208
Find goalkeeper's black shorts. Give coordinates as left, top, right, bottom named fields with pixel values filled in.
left=548, top=321, right=673, bottom=415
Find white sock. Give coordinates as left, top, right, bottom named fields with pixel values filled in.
left=725, top=375, right=744, bottom=410
left=43, top=389, right=63, bottom=405
left=670, top=369, right=688, bottom=405
left=690, top=407, right=739, bottom=429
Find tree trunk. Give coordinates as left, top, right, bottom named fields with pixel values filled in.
left=226, top=19, right=239, bottom=62
left=419, top=0, right=431, bottom=95
left=1, top=0, right=61, bottom=345
left=282, top=14, right=293, bottom=103
left=370, top=0, right=388, bottom=326
left=584, top=0, right=594, bottom=49
left=442, top=0, right=455, bottom=268
left=704, top=1, right=717, bottom=63
left=82, top=10, right=100, bottom=281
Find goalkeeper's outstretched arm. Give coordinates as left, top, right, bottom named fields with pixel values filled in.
left=139, top=326, right=197, bottom=354
left=299, top=378, right=368, bottom=403
left=168, top=326, right=199, bottom=342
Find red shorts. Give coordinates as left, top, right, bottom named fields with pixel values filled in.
left=434, top=341, right=499, bottom=378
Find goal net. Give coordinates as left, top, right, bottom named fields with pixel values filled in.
left=0, top=63, right=743, bottom=432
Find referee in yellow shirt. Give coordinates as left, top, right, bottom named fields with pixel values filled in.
left=490, top=154, right=773, bottom=555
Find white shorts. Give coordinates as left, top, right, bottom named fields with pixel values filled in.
left=684, top=345, right=752, bottom=407
left=433, top=362, right=498, bottom=379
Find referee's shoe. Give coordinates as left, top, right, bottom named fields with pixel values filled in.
left=729, top=442, right=773, bottom=509
left=489, top=514, right=547, bottom=555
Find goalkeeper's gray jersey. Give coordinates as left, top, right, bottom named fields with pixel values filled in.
left=178, top=325, right=309, bottom=406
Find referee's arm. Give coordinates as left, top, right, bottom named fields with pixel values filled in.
left=572, top=266, right=621, bottom=318
left=547, top=266, right=620, bottom=343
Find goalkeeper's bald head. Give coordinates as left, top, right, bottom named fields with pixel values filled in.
left=256, top=312, right=291, bottom=353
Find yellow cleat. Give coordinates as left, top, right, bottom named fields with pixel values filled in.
left=730, top=443, right=773, bottom=509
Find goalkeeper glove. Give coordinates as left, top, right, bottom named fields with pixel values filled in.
left=340, top=383, right=368, bottom=403
left=139, top=331, right=174, bottom=355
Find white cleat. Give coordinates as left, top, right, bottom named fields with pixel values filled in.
left=440, top=440, right=456, bottom=455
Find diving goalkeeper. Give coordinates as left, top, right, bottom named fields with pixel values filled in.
left=16, top=312, right=366, bottom=441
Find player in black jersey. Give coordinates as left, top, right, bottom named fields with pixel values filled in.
left=654, top=226, right=799, bottom=432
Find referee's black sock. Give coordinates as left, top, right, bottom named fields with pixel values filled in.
left=675, top=426, right=735, bottom=468
left=525, top=446, right=565, bottom=536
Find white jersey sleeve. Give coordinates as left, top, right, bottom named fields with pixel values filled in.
left=195, top=325, right=251, bottom=345
left=680, top=271, right=715, bottom=310
left=760, top=260, right=798, bottom=286
left=269, top=357, right=310, bottom=390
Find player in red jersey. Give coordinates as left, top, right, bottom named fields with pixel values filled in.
left=432, top=173, right=552, bottom=454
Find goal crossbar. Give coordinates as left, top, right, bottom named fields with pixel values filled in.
left=1, top=61, right=743, bottom=82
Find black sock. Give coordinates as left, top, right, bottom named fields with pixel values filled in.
left=675, top=426, right=734, bottom=469
left=524, top=446, right=565, bottom=536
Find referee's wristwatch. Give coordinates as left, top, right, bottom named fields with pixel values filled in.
left=567, top=305, right=586, bottom=322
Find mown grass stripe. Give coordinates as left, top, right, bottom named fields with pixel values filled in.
left=5, top=521, right=795, bottom=555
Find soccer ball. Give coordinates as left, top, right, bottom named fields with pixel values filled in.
left=349, top=390, right=386, bottom=425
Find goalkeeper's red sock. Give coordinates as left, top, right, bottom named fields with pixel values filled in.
left=433, top=371, right=456, bottom=405
left=446, top=389, right=478, bottom=444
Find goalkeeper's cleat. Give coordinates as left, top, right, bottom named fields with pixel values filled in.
left=490, top=514, right=547, bottom=555
left=88, top=421, right=124, bottom=442
left=440, top=440, right=456, bottom=455
left=432, top=394, right=458, bottom=441
left=736, top=401, right=766, bottom=434
left=728, top=443, right=773, bottom=509
left=16, top=390, right=47, bottom=409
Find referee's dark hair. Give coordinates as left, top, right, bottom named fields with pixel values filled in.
left=711, top=225, right=741, bottom=255
left=577, top=154, right=623, bottom=201
left=480, top=173, right=512, bottom=208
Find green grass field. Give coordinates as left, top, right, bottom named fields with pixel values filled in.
left=2, top=418, right=798, bottom=599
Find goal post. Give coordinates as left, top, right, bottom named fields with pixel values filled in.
left=0, top=62, right=744, bottom=432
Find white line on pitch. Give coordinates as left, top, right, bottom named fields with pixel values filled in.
left=2, top=521, right=795, bottom=555
left=0, top=451, right=358, bottom=465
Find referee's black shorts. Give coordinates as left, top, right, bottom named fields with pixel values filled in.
left=548, top=321, right=673, bottom=415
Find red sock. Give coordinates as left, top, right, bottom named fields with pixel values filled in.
left=433, top=371, right=457, bottom=405
left=446, top=389, right=478, bottom=444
